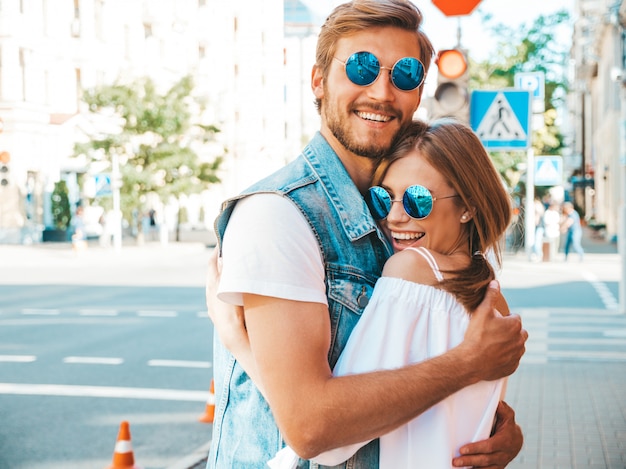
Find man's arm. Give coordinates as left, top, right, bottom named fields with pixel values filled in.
left=243, top=280, right=526, bottom=459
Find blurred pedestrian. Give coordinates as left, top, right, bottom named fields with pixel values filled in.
left=71, top=205, right=87, bottom=252
left=561, top=201, right=584, bottom=262
left=542, top=201, right=561, bottom=261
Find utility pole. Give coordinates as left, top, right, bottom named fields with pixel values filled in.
left=615, top=21, right=626, bottom=313
left=111, top=152, right=123, bottom=252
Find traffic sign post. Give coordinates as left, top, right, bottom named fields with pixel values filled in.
left=515, top=72, right=545, bottom=113
left=470, top=89, right=535, bottom=259
left=470, top=90, right=532, bottom=150
left=534, top=156, right=563, bottom=186
left=94, top=173, right=113, bottom=197
left=432, top=0, right=482, bottom=16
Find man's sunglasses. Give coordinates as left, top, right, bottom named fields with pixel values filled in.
left=367, top=185, right=459, bottom=220
left=333, top=51, right=426, bottom=91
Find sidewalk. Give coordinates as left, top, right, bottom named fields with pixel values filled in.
left=0, top=240, right=212, bottom=287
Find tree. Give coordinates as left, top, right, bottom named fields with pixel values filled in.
left=74, top=75, right=225, bottom=239
left=51, top=180, right=71, bottom=231
left=470, top=10, right=571, bottom=190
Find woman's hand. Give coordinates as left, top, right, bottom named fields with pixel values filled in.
left=206, top=248, right=248, bottom=349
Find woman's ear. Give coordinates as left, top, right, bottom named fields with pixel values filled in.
left=460, top=207, right=476, bottom=223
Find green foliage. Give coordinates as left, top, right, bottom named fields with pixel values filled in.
left=470, top=10, right=571, bottom=191
left=74, top=75, right=225, bottom=225
left=51, top=180, right=71, bottom=230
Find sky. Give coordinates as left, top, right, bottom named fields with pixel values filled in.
left=302, top=0, right=575, bottom=61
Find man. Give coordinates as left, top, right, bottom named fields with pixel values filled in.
left=207, top=1, right=527, bottom=467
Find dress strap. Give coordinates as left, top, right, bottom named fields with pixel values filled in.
left=405, top=247, right=444, bottom=282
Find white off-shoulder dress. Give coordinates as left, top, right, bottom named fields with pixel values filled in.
left=269, top=247, right=504, bottom=469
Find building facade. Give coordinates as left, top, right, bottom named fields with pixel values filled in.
left=570, top=0, right=626, bottom=245
left=0, top=0, right=313, bottom=244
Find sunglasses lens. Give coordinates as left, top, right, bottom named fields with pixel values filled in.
left=392, top=57, right=425, bottom=91
left=403, top=185, right=433, bottom=219
left=367, top=186, right=392, bottom=220
left=345, top=52, right=380, bottom=86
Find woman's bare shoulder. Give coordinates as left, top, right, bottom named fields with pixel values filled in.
left=382, top=248, right=440, bottom=286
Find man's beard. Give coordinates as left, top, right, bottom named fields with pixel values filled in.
left=322, top=89, right=401, bottom=160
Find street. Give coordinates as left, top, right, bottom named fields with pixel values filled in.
left=0, top=235, right=624, bottom=469
left=0, top=243, right=214, bottom=469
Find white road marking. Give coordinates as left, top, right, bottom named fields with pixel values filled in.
left=63, top=356, right=124, bottom=365
left=79, top=309, right=118, bottom=316
left=137, top=310, right=178, bottom=317
left=0, top=382, right=209, bottom=401
left=147, top=359, right=211, bottom=369
left=0, top=355, right=37, bottom=362
left=22, top=309, right=60, bottom=315
left=581, top=271, right=619, bottom=310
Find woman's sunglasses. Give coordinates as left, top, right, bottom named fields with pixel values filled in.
left=333, top=51, right=426, bottom=91
left=367, top=185, right=459, bottom=220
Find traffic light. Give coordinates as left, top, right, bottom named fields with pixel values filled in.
left=0, top=151, right=9, bottom=187
left=429, top=48, right=469, bottom=122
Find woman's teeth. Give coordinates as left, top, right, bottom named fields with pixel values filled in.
left=391, top=231, right=425, bottom=241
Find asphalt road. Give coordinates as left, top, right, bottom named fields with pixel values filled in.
left=0, top=243, right=215, bottom=469
left=0, top=238, right=622, bottom=468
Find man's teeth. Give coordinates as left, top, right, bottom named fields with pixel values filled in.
left=391, top=231, right=424, bottom=240
left=357, top=111, right=391, bottom=122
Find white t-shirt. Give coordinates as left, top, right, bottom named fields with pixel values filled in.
left=218, top=193, right=327, bottom=306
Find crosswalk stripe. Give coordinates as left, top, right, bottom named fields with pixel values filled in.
left=517, top=307, right=626, bottom=362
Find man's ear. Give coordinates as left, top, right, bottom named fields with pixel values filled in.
left=311, top=64, right=324, bottom=100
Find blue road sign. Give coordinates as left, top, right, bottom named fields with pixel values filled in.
left=94, top=173, right=112, bottom=197
left=514, top=72, right=545, bottom=100
left=470, top=90, right=531, bottom=150
left=534, top=156, right=563, bottom=186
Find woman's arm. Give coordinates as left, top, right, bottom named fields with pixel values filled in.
left=206, top=249, right=265, bottom=395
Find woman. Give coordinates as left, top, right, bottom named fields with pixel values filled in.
left=212, top=119, right=514, bottom=468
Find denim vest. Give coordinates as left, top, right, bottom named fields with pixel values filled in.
left=207, top=132, right=393, bottom=469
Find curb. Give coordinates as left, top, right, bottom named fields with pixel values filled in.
left=165, top=441, right=210, bottom=469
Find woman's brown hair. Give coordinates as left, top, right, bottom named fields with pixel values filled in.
left=373, top=118, right=512, bottom=311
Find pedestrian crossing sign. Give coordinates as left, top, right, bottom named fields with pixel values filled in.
left=534, top=156, right=563, bottom=186
left=94, top=173, right=112, bottom=197
left=470, top=90, right=531, bottom=150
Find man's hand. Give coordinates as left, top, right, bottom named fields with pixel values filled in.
left=452, top=401, right=523, bottom=468
left=462, top=281, right=528, bottom=382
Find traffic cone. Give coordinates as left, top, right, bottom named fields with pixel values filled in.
left=106, top=420, right=142, bottom=469
left=198, top=379, right=215, bottom=423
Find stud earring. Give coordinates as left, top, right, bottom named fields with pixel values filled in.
left=461, top=214, right=468, bottom=222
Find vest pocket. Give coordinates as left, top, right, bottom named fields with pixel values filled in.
left=326, top=265, right=377, bottom=368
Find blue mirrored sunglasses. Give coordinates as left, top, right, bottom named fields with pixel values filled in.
left=333, top=51, right=425, bottom=91
left=367, top=185, right=459, bottom=220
